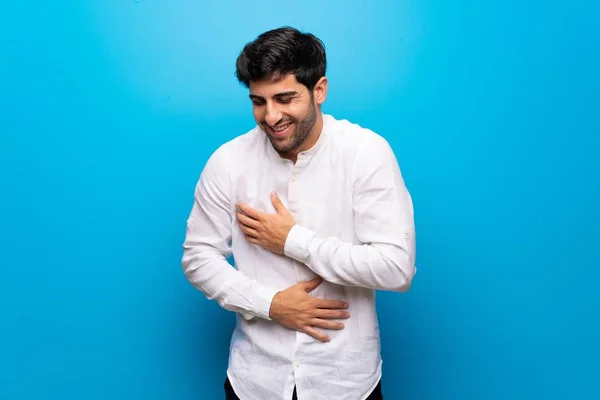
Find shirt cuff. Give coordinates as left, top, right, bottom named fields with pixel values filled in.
left=252, top=284, right=279, bottom=320
left=284, top=224, right=315, bottom=263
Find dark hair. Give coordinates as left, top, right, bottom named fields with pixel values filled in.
left=235, top=26, right=327, bottom=90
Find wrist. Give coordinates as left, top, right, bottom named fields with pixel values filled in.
left=283, top=224, right=315, bottom=261
left=278, top=223, right=295, bottom=252
left=268, top=291, right=282, bottom=320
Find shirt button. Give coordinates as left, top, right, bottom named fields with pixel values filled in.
left=291, top=176, right=297, bottom=182
left=293, top=361, right=299, bottom=368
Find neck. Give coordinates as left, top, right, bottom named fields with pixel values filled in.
left=280, top=111, right=323, bottom=163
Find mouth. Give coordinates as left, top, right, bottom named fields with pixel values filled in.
left=267, top=122, right=293, bottom=138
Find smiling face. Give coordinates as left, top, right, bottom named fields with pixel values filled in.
left=249, top=73, right=327, bottom=159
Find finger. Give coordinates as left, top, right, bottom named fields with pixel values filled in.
left=315, top=299, right=349, bottom=309
left=237, top=202, right=263, bottom=220
left=237, top=211, right=260, bottom=229
left=239, top=224, right=260, bottom=238
left=246, top=235, right=261, bottom=245
left=314, top=309, right=351, bottom=320
left=302, top=326, right=330, bottom=342
left=300, top=277, right=323, bottom=292
left=270, top=191, right=287, bottom=213
left=310, top=318, right=345, bottom=330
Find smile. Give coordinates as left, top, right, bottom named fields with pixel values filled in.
left=269, top=122, right=292, bottom=137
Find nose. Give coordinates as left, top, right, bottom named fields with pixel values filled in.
left=264, top=103, right=282, bottom=126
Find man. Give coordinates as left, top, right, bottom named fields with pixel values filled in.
left=181, top=26, right=416, bottom=400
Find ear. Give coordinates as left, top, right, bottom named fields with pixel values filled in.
left=313, top=76, right=328, bottom=105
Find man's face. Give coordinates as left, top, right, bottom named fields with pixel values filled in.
left=249, top=74, right=318, bottom=154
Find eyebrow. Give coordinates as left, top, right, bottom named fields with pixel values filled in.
left=249, top=91, right=299, bottom=101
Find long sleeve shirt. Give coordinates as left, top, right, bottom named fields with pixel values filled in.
left=182, top=113, right=416, bottom=400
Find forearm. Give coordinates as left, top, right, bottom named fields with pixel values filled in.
left=182, top=242, right=278, bottom=320
left=182, top=142, right=279, bottom=320
left=284, top=225, right=416, bottom=292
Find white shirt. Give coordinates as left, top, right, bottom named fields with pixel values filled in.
left=182, top=113, right=416, bottom=400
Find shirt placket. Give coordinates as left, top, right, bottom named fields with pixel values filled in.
left=288, top=154, right=306, bottom=391
left=287, top=153, right=314, bottom=282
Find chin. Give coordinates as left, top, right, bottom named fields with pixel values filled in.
left=271, top=140, right=295, bottom=153
left=268, top=131, right=295, bottom=147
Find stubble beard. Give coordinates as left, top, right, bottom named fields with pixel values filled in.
left=267, top=101, right=317, bottom=154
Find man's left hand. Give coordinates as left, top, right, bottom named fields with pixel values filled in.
left=237, top=191, right=296, bottom=254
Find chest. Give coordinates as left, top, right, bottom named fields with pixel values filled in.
left=231, top=152, right=355, bottom=239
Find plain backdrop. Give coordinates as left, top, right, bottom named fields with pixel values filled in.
left=1, top=1, right=598, bottom=399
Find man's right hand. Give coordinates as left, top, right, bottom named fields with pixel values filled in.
left=268, top=277, right=350, bottom=342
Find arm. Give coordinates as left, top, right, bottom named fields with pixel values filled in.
left=283, top=136, right=416, bottom=292
left=181, top=145, right=278, bottom=320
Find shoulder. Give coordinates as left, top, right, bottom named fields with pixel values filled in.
left=326, top=114, right=395, bottom=161
left=204, top=126, right=262, bottom=170
left=198, top=126, right=262, bottom=191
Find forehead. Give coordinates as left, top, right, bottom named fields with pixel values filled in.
left=249, top=74, right=305, bottom=97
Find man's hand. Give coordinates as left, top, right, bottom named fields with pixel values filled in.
left=237, top=191, right=296, bottom=254
left=268, top=277, right=351, bottom=342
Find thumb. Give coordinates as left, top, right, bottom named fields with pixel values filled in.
left=301, top=276, right=323, bottom=292
left=270, top=191, right=286, bottom=213
left=271, top=191, right=285, bottom=212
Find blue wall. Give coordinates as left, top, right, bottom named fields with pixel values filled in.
left=1, top=1, right=598, bottom=399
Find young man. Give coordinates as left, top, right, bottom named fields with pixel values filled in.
left=182, top=26, right=416, bottom=400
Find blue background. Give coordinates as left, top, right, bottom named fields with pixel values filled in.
left=1, top=1, right=598, bottom=399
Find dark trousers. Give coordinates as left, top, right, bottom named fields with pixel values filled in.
left=224, top=377, right=383, bottom=399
